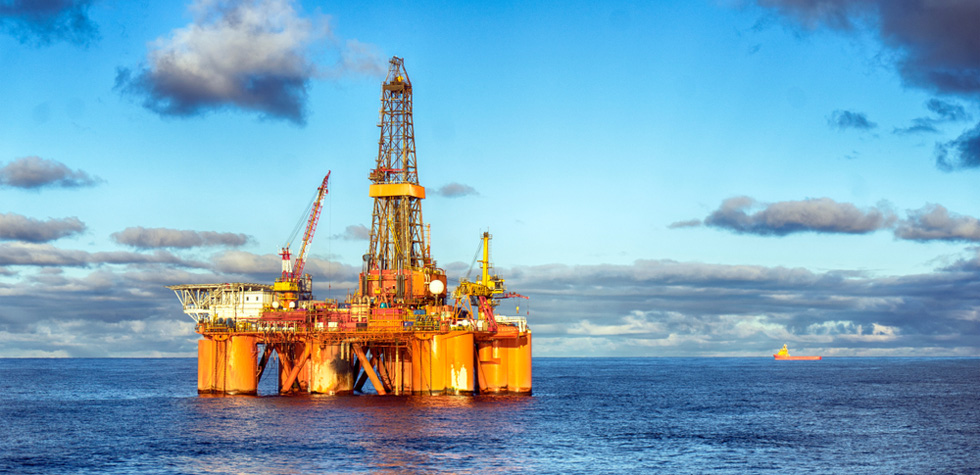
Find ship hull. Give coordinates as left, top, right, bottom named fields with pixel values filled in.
left=773, top=355, right=822, bottom=360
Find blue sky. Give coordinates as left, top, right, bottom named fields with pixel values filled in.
left=1, top=0, right=979, bottom=357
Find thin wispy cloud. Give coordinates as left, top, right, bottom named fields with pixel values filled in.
left=893, top=120, right=939, bottom=136
left=0, top=156, right=102, bottom=189
left=935, top=123, right=980, bottom=172
left=436, top=183, right=478, bottom=198
left=668, top=219, right=702, bottom=229
left=210, top=250, right=358, bottom=284
left=894, top=99, right=971, bottom=135
left=331, top=224, right=370, bottom=241
left=828, top=110, right=876, bottom=131
left=319, top=39, right=386, bottom=79
left=0, top=0, right=99, bottom=46
left=926, top=99, right=971, bottom=122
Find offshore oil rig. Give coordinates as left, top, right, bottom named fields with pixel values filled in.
left=168, top=57, right=531, bottom=396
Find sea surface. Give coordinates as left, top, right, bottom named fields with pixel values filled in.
left=1, top=357, right=977, bottom=474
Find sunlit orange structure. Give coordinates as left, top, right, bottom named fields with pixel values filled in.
left=169, top=57, right=531, bottom=396
left=773, top=344, right=821, bottom=361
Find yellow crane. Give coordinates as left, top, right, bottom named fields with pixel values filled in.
left=272, top=171, right=330, bottom=309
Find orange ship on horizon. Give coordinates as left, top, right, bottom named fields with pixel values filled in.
left=773, top=344, right=822, bottom=360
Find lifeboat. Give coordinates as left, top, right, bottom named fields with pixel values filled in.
left=773, top=344, right=821, bottom=360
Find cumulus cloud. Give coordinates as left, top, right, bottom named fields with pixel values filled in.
left=755, top=0, right=980, bottom=170
left=331, top=224, right=370, bottom=241
left=758, top=0, right=980, bottom=95
left=0, top=0, right=98, bottom=46
left=895, top=204, right=980, bottom=242
left=0, top=213, right=85, bottom=243
left=0, top=240, right=977, bottom=356
left=115, top=0, right=382, bottom=124
left=703, top=196, right=894, bottom=236
left=0, top=265, right=203, bottom=356
left=435, top=183, right=478, bottom=198
left=0, top=241, right=366, bottom=357
left=501, top=258, right=980, bottom=356
left=828, top=110, right=876, bottom=131
left=114, top=0, right=321, bottom=123
left=111, top=226, right=250, bottom=249
left=0, top=156, right=102, bottom=189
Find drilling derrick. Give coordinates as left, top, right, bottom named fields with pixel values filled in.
left=361, top=57, right=447, bottom=306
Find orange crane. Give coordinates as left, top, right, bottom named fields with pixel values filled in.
left=274, top=171, right=330, bottom=309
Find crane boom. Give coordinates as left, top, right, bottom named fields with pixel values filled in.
left=292, top=171, right=330, bottom=281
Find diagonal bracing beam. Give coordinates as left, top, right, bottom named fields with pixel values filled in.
left=280, top=343, right=311, bottom=394
left=352, top=344, right=386, bottom=395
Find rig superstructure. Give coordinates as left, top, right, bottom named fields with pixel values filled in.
left=169, top=57, right=531, bottom=396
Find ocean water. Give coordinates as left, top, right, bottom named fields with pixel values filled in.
left=0, top=357, right=977, bottom=474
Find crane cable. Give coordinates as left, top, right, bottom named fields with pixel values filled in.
left=462, top=238, right=482, bottom=282
left=284, top=190, right=318, bottom=249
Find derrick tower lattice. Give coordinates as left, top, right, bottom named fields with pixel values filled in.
left=362, top=57, right=441, bottom=303
left=367, top=57, right=426, bottom=272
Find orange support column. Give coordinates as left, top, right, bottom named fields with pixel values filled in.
left=519, top=332, right=532, bottom=394
left=446, top=332, right=475, bottom=395
left=385, top=345, right=410, bottom=395
left=400, top=346, right=413, bottom=395
left=428, top=334, right=448, bottom=394
left=411, top=338, right=427, bottom=394
left=197, top=338, right=216, bottom=394
left=224, top=336, right=258, bottom=395
left=477, top=340, right=507, bottom=394
left=309, top=343, right=354, bottom=395
left=213, top=337, right=228, bottom=392
left=506, top=332, right=532, bottom=395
